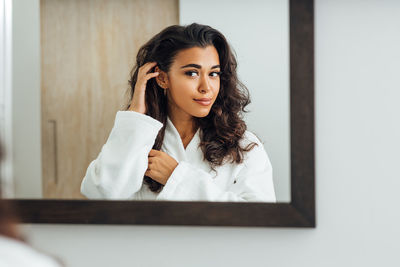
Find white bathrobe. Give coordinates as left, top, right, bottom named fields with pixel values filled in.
left=80, top=111, right=276, bottom=202
left=0, top=236, right=62, bottom=267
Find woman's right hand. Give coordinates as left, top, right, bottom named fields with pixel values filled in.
left=128, top=62, right=160, bottom=114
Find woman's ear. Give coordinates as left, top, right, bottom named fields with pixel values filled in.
left=154, top=66, right=169, bottom=89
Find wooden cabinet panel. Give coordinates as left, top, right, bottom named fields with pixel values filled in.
left=41, top=0, right=178, bottom=198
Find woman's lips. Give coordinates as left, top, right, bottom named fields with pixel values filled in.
left=194, top=99, right=212, bottom=106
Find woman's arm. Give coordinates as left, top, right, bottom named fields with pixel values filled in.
left=80, top=111, right=163, bottom=199
left=156, top=133, right=276, bottom=202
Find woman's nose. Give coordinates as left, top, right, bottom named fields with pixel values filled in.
left=199, top=75, right=211, bottom=93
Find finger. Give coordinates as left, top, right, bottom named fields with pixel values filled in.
left=143, top=61, right=158, bottom=67
left=141, top=62, right=158, bottom=73
left=145, top=72, right=159, bottom=79
left=148, top=149, right=158, bottom=157
left=144, top=169, right=151, bottom=177
left=141, top=61, right=157, bottom=68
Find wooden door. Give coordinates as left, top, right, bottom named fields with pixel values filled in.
left=41, top=0, right=179, bottom=198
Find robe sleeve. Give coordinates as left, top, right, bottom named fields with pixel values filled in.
left=80, top=111, right=163, bottom=199
left=156, top=133, right=276, bottom=202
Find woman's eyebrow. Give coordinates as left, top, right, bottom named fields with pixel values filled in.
left=180, top=64, right=220, bottom=69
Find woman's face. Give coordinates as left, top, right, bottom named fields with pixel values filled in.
left=157, top=45, right=221, bottom=119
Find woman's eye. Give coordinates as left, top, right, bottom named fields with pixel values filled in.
left=210, top=71, right=222, bottom=77
left=185, top=71, right=198, bottom=77
left=184, top=71, right=221, bottom=77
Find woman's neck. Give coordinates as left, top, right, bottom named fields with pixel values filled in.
left=169, top=114, right=197, bottom=139
left=167, top=107, right=198, bottom=140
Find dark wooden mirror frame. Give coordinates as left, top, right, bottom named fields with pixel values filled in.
left=5, top=0, right=315, bottom=227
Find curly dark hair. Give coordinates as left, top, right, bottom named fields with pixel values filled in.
left=126, top=23, right=258, bottom=193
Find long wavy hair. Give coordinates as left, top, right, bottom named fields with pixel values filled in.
left=126, top=23, right=258, bottom=193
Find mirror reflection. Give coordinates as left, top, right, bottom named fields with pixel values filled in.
left=5, top=0, right=290, bottom=202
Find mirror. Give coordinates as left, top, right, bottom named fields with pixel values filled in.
left=5, top=0, right=290, bottom=202
left=1, top=0, right=314, bottom=227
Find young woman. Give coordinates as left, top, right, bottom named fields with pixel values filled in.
left=0, top=143, right=63, bottom=266
left=80, top=23, right=276, bottom=202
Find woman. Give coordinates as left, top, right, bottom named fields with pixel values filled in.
left=80, top=23, right=276, bottom=202
left=0, top=143, right=63, bottom=266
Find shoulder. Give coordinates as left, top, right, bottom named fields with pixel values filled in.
left=240, top=130, right=264, bottom=147
left=239, top=130, right=271, bottom=164
left=0, top=236, right=61, bottom=267
left=114, top=110, right=163, bottom=130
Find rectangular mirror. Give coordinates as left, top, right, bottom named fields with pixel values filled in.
left=0, top=0, right=315, bottom=227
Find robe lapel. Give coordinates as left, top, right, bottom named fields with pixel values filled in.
left=161, top=116, right=200, bottom=163
left=161, top=116, right=215, bottom=178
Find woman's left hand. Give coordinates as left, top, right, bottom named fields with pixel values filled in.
left=145, top=149, right=179, bottom=185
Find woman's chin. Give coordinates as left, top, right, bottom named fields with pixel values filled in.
left=192, top=109, right=211, bottom=118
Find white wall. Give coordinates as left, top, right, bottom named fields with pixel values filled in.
left=0, top=0, right=14, bottom=197
left=12, top=0, right=42, bottom=197
left=180, top=0, right=290, bottom=202
left=18, top=1, right=400, bottom=267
